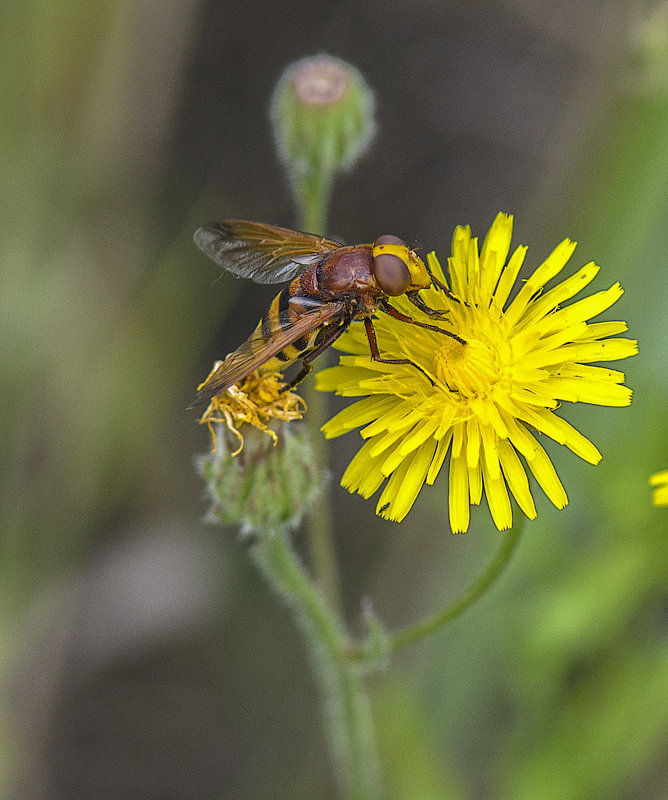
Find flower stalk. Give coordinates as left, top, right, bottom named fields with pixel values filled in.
left=270, top=54, right=376, bottom=616
left=199, top=419, right=381, bottom=796
left=249, top=54, right=381, bottom=797
left=389, top=515, right=524, bottom=652
left=251, top=528, right=381, bottom=800
left=339, top=517, right=524, bottom=663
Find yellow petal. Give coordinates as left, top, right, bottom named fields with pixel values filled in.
left=321, top=395, right=397, bottom=436
left=480, top=424, right=501, bottom=480
left=504, top=238, right=577, bottom=327
left=426, top=431, right=453, bottom=485
left=525, top=441, right=568, bottom=509
left=466, top=417, right=481, bottom=468
left=340, top=440, right=385, bottom=498
left=493, top=245, right=527, bottom=308
left=449, top=453, right=470, bottom=533
left=517, top=263, right=600, bottom=328
left=378, top=440, right=437, bottom=521
left=468, top=461, right=483, bottom=505
left=397, top=416, right=441, bottom=457
left=649, top=469, right=668, bottom=486
left=482, top=457, right=512, bottom=531
left=498, top=439, right=536, bottom=520
left=360, top=399, right=419, bottom=438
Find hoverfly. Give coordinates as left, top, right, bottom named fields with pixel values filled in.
left=192, top=219, right=464, bottom=407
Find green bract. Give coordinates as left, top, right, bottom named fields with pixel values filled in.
left=197, top=421, right=325, bottom=536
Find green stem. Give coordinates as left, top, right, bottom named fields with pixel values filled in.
left=252, top=529, right=381, bottom=800
left=341, top=516, right=525, bottom=664
left=297, top=172, right=333, bottom=234
left=389, top=516, right=524, bottom=652
left=302, top=378, right=343, bottom=615
left=296, top=198, right=343, bottom=618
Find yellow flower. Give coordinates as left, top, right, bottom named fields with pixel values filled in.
left=316, top=213, right=638, bottom=533
left=649, top=470, right=668, bottom=506
left=198, top=365, right=305, bottom=455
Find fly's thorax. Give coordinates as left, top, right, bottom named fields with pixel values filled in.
left=318, top=245, right=378, bottom=295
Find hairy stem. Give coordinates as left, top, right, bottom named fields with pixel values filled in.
left=252, top=529, right=380, bottom=800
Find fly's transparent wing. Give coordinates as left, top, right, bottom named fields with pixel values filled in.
left=194, top=219, right=342, bottom=284
left=193, top=300, right=346, bottom=406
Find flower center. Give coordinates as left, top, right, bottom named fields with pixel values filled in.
left=434, top=316, right=508, bottom=398
left=293, top=58, right=348, bottom=105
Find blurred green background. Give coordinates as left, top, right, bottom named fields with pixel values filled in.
left=2, top=1, right=667, bottom=798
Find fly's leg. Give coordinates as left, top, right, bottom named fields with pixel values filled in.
left=423, top=263, right=462, bottom=303
left=280, top=321, right=349, bottom=392
left=380, top=300, right=466, bottom=345
left=282, top=361, right=312, bottom=391
left=370, top=308, right=462, bottom=391
left=406, top=290, right=449, bottom=317
left=364, top=317, right=437, bottom=385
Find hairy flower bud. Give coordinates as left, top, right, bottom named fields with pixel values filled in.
left=197, top=420, right=325, bottom=537
left=270, top=54, right=376, bottom=229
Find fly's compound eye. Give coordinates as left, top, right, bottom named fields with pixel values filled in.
left=373, top=234, right=411, bottom=296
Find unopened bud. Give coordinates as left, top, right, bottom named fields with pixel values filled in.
left=270, top=54, right=376, bottom=229
left=197, top=421, right=326, bottom=537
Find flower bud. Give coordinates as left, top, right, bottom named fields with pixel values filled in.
left=270, top=54, right=376, bottom=228
left=197, top=420, right=326, bottom=537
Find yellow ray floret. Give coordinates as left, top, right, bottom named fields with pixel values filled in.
left=649, top=470, right=668, bottom=507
